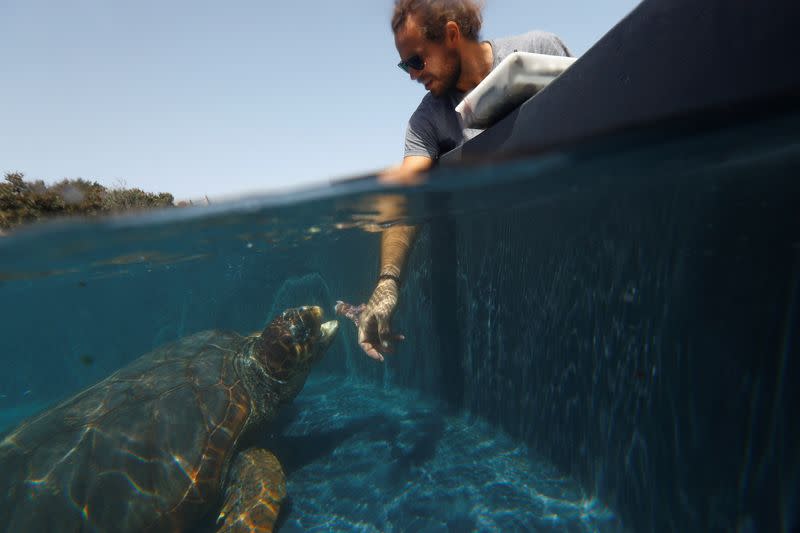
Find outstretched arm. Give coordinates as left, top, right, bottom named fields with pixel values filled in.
left=357, top=156, right=432, bottom=361
left=357, top=223, right=418, bottom=361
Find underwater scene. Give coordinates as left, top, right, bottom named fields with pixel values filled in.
left=1, top=112, right=799, bottom=532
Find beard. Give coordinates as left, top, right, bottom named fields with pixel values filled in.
left=429, top=49, right=461, bottom=96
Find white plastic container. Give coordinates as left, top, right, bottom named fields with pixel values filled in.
left=455, top=52, right=577, bottom=130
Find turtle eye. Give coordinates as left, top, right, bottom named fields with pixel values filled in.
left=279, top=309, right=308, bottom=343
left=279, top=306, right=322, bottom=346
left=288, top=320, right=309, bottom=343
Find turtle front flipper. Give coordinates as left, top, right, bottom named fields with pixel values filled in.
left=216, top=448, right=286, bottom=533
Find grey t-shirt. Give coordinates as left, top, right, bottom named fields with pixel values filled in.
left=404, top=31, right=571, bottom=159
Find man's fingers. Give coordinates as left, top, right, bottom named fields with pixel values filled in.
left=379, top=334, right=405, bottom=354
left=377, top=320, right=392, bottom=350
left=357, top=315, right=372, bottom=345
left=359, top=340, right=385, bottom=362
left=357, top=315, right=385, bottom=363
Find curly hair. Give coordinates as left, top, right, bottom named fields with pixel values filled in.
left=391, top=0, right=484, bottom=42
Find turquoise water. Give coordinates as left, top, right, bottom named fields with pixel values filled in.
left=1, top=112, right=799, bottom=532
left=268, top=376, right=618, bottom=532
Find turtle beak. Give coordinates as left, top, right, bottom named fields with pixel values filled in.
left=309, top=318, right=338, bottom=363
left=288, top=306, right=337, bottom=362
left=319, top=320, right=339, bottom=348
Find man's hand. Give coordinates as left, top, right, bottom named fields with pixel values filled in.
left=357, top=278, right=404, bottom=362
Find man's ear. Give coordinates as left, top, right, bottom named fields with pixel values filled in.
left=444, top=20, right=460, bottom=46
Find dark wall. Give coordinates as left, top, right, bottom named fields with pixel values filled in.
left=390, top=119, right=800, bottom=531
left=431, top=0, right=800, bottom=525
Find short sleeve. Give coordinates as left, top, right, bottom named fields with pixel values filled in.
left=528, top=31, right=572, bottom=57
left=404, top=104, right=440, bottom=159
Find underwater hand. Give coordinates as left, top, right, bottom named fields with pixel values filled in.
left=355, top=278, right=404, bottom=362
left=334, top=301, right=366, bottom=327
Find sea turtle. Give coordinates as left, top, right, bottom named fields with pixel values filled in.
left=0, top=305, right=338, bottom=532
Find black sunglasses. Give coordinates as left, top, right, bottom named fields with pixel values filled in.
left=397, top=54, right=425, bottom=73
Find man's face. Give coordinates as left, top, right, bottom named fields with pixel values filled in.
left=394, top=16, right=460, bottom=97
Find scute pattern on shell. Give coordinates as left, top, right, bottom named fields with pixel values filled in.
left=0, top=330, right=253, bottom=532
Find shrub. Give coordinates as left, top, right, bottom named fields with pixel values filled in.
left=0, top=172, right=176, bottom=230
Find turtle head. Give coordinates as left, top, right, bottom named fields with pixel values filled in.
left=256, top=306, right=338, bottom=399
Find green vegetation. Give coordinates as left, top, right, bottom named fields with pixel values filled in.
left=0, top=172, right=175, bottom=231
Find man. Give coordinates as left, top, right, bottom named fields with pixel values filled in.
left=357, top=0, right=571, bottom=361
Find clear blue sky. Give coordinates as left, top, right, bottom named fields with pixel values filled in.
left=1, top=0, right=640, bottom=201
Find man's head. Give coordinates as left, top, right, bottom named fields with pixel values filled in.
left=392, top=0, right=484, bottom=96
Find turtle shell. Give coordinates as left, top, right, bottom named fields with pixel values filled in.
left=0, top=330, right=254, bottom=532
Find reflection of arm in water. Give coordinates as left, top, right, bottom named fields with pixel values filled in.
left=357, top=157, right=431, bottom=362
